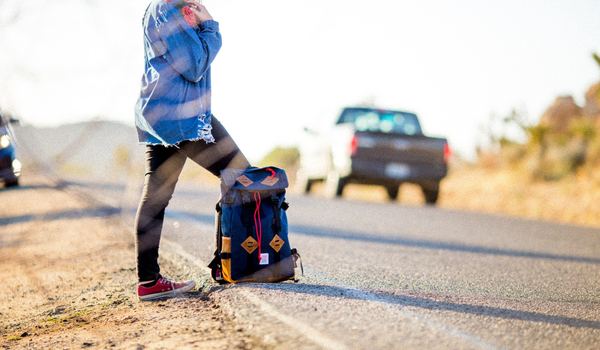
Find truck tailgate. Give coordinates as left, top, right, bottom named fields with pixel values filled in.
left=355, top=132, right=446, bottom=163
left=350, top=132, right=448, bottom=181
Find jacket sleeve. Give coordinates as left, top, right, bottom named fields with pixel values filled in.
left=155, top=2, right=222, bottom=83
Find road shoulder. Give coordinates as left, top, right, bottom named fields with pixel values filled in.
left=0, top=176, right=264, bottom=349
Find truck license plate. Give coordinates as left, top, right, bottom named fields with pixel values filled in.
left=385, top=163, right=410, bottom=179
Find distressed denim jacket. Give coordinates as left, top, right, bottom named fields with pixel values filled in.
left=135, top=0, right=222, bottom=146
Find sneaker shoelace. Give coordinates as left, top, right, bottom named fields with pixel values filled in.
left=159, top=277, right=176, bottom=295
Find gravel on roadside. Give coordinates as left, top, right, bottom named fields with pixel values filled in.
left=0, top=175, right=266, bottom=349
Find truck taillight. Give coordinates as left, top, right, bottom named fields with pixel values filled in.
left=350, top=135, right=358, bottom=156
left=444, top=142, right=452, bottom=163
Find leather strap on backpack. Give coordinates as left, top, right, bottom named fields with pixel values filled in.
left=208, top=203, right=227, bottom=284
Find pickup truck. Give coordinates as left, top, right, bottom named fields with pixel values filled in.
left=297, top=107, right=450, bottom=205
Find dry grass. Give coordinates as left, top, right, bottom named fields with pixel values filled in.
left=298, top=165, right=600, bottom=228
left=440, top=166, right=600, bottom=227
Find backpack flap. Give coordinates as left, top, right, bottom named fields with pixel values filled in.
left=221, top=167, right=289, bottom=193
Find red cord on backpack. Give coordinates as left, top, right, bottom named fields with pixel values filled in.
left=253, top=192, right=263, bottom=262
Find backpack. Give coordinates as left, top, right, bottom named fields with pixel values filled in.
left=208, top=167, right=302, bottom=283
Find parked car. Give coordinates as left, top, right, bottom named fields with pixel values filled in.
left=297, top=107, right=450, bottom=205
left=0, top=114, right=21, bottom=187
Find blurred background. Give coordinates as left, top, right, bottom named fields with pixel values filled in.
left=1, top=0, right=600, bottom=226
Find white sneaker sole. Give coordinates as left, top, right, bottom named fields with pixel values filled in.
left=138, top=281, right=196, bottom=301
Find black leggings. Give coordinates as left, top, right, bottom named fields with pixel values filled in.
left=134, top=117, right=250, bottom=282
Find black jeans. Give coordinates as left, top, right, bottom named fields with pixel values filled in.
left=134, top=117, right=250, bottom=282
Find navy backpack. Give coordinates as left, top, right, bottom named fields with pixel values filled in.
left=208, top=167, right=302, bottom=283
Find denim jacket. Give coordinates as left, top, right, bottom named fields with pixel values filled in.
left=135, top=0, right=222, bottom=146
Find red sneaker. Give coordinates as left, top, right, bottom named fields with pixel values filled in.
left=137, top=276, right=196, bottom=301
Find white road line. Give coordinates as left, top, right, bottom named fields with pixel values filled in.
left=76, top=191, right=494, bottom=350
left=161, top=239, right=349, bottom=350
left=163, top=217, right=498, bottom=350
left=162, top=239, right=211, bottom=274
left=239, top=290, right=349, bottom=350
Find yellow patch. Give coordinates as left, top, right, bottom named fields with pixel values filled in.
left=269, top=234, right=285, bottom=253
left=241, top=236, right=258, bottom=254
left=222, top=258, right=233, bottom=283
left=222, top=237, right=231, bottom=253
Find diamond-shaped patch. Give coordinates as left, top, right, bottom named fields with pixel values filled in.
left=269, top=234, right=285, bottom=253
left=236, top=175, right=254, bottom=188
left=261, top=176, right=280, bottom=187
left=241, top=236, right=258, bottom=254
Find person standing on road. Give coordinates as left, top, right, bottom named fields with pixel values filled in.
left=134, top=0, right=250, bottom=301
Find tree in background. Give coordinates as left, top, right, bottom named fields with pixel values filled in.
left=476, top=108, right=529, bottom=168
left=526, top=124, right=550, bottom=179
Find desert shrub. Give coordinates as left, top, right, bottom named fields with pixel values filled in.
left=498, top=138, right=527, bottom=167
left=588, top=136, right=600, bottom=165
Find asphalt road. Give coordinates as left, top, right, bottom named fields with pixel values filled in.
left=70, top=177, right=600, bottom=350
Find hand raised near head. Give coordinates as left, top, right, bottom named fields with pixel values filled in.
left=181, top=0, right=213, bottom=27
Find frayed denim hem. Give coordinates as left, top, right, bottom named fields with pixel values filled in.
left=139, top=114, right=216, bottom=148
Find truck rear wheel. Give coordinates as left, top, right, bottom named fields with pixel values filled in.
left=421, top=186, right=439, bottom=206
left=385, top=185, right=400, bottom=201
